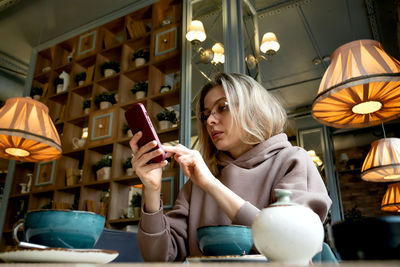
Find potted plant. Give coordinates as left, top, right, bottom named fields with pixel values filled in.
left=101, top=61, right=120, bottom=77
left=54, top=77, right=64, bottom=93
left=122, top=123, right=132, bottom=137
left=130, top=192, right=142, bottom=218
left=74, top=72, right=86, bottom=86
left=132, top=49, right=149, bottom=67
left=93, top=154, right=112, bottom=181
left=131, top=81, right=148, bottom=99
left=156, top=108, right=177, bottom=130
left=94, top=92, right=116, bottom=110
left=30, top=86, right=43, bottom=100
left=122, top=156, right=134, bottom=176
left=82, top=98, right=91, bottom=115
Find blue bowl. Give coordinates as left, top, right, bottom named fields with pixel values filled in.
left=197, top=225, right=253, bottom=256
left=22, top=210, right=105, bottom=249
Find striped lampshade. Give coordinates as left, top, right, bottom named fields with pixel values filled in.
left=0, top=97, right=62, bottom=162
left=361, top=138, right=400, bottom=182
left=381, top=182, right=400, bottom=212
left=312, top=39, right=400, bottom=128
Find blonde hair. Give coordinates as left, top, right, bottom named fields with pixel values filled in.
left=196, top=72, right=287, bottom=175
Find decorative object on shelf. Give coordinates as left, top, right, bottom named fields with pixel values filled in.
left=94, top=91, right=116, bottom=110
left=130, top=192, right=142, bottom=219
left=381, top=182, right=400, bottom=212
left=156, top=108, right=177, bottom=130
left=0, top=97, right=62, bottom=162
left=42, top=66, right=51, bottom=73
left=59, top=71, right=70, bottom=93
left=132, top=49, right=150, bottom=67
left=361, top=138, right=400, bottom=182
left=131, top=81, right=148, bottom=99
left=30, top=86, right=43, bottom=100
left=312, top=39, right=400, bottom=129
left=122, top=156, right=134, bottom=176
left=74, top=72, right=87, bottom=86
left=252, top=189, right=324, bottom=265
left=67, top=49, right=75, bottom=62
left=122, top=123, right=133, bottom=137
left=35, top=160, right=56, bottom=186
left=65, top=168, right=82, bottom=186
left=19, top=183, right=28, bottom=194
left=54, top=77, right=64, bottom=94
left=82, top=98, right=91, bottom=115
left=93, top=154, right=112, bottom=181
left=101, top=61, right=120, bottom=77
left=72, top=136, right=86, bottom=149
left=160, top=84, right=171, bottom=93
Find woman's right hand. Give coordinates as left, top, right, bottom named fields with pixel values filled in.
left=129, top=131, right=168, bottom=212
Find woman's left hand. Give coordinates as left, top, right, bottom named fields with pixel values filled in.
left=163, top=144, right=215, bottom=189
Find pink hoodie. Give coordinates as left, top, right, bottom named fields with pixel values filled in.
left=138, top=133, right=332, bottom=261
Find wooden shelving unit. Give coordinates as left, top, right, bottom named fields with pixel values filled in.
left=1, top=0, right=182, bottom=249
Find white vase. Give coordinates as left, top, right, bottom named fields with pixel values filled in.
left=104, top=69, right=116, bottom=77
left=56, top=83, right=64, bottom=94
left=159, top=120, right=172, bottom=130
left=135, top=58, right=146, bottom=67
left=59, top=71, right=70, bottom=92
left=83, top=108, right=90, bottom=115
left=72, top=137, right=86, bottom=149
left=252, top=189, right=324, bottom=265
left=135, top=91, right=146, bottom=99
left=126, top=168, right=134, bottom=176
left=96, top=166, right=111, bottom=181
left=78, top=80, right=85, bottom=86
left=100, top=101, right=112, bottom=110
left=33, top=95, right=41, bottom=101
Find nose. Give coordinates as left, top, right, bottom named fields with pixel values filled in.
left=206, top=111, right=218, bottom=125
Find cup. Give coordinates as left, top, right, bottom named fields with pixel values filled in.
left=72, top=137, right=86, bottom=149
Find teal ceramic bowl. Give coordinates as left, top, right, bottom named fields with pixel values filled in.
left=197, top=225, right=253, bottom=256
left=21, top=210, right=105, bottom=249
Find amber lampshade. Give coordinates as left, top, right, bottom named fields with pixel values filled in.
left=0, top=97, right=62, bottom=162
left=361, top=138, right=400, bottom=182
left=381, top=182, right=400, bottom=212
left=312, top=39, right=400, bottom=128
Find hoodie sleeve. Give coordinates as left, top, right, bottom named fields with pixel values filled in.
left=138, top=181, right=192, bottom=262
left=272, top=147, right=332, bottom=222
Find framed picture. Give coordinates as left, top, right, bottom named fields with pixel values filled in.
left=35, top=161, right=56, bottom=186
left=91, top=112, right=114, bottom=141
left=77, top=30, right=97, bottom=57
left=161, top=177, right=174, bottom=209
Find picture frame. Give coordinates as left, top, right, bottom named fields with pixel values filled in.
left=35, top=161, right=56, bottom=186
left=161, top=177, right=174, bottom=209
left=77, top=30, right=97, bottom=57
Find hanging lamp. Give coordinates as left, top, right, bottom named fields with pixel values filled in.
left=0, top=97, right=62, bottom=162
left=381, top=182, right=400, bottom=212
left=312, top=39, right=400, bottom=128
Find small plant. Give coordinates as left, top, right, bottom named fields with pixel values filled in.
left=82, top=98, right=91, bottom=110
left=54, top=77, right=63, bottom=87
left=101, top=61, right=120, bottom=76
left=122, top=123, right=131, bottom=135
left=30, top=86, right=43, bottom=97
left=131, top=81, right=148, bottom=94
left=156, top=109, right=177, bottom=123
left=94, top=92, right=116, bottom=107
left=93, top=154, right=112, bottom=172
left=122, top=156, right=133, bottom=172
left=130, top=192, right=142, bottom=208
left=132, top=49, right=149, bottom=62
left=74, top=72, right=86, bottom=84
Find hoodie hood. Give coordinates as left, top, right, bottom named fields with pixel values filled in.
left=217, top=133, right=291, bottom=169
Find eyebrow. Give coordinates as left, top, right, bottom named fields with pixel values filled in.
left=203, top=97, right=227, bottom=111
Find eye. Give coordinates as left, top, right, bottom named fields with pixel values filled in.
left=218, top=102, right=229, bottom=112
left=200, top=111, right=210, bottom=121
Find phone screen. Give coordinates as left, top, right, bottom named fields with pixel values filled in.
left=124, top=103, right=166, bottom=163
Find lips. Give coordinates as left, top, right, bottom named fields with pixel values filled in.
left=211, top=130, right=223, bottom=140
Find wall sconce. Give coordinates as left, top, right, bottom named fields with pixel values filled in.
left=307, top=150, right=323, bottom=167
left=186, top=20, right=206, bottom=45
left=260, top=32, right=280, bottom=56
left=211, top=42, right=224, bottom=64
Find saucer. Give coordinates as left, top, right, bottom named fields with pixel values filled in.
left=186, top=254, right=267, bottom=263
left=0, top=247, right=119, bottom=263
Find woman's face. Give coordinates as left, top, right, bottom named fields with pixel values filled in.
left=203, top=86, right=252, bottom=158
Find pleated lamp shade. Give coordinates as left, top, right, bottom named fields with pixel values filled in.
left=361, top=138, right=400, bottom=182
left=0, top=97, right=62, bottom=162
left=312, top=39, right=400, bottom=128
left=381, top=182, right=400, bottom=212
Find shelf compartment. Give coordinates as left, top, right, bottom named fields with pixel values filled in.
left=80, top=186, right=110, bottom=217
left=34, top=48, right=53, bottom=76
left=54, top=154, right=84, bottom=188
left=113, top=143, right=134, bottom=179
left=121, top=35, right=151, bottom=72
left=54, top=187, right=80, bottom=210
left=62, top=122, right=88, bottom=151
left=66, top=91, right=92, bottom=120
left=119, top=67, right=149, bottom=105
left=95, top=47, right=122, bottom=81
left=29, top=191, right=54, bottom=210
left=125, top=5, right=152, bottom=41
left=53, top=37, right=76, bottom=68
left=101, top=17, right=125, bottom=50
left=84, top=146, right=113, bottom=183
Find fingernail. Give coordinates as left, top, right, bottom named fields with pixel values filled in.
left=153, top=141, right=157, bottom=146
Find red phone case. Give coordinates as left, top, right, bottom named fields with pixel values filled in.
left=124, top=103, right=166, bottom=163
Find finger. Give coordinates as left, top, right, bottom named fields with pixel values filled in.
left=135, top=148, right=164, bottom=167
left=163, top=144, right=190, bottom=155
left=129, top=131, right=142, bottom=153
left=135, top=140, right=158, bottom=160
left=141, top=160, right=168, bottom=173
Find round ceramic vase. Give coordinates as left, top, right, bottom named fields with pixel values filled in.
left=252, top=189, right=324, bottom=265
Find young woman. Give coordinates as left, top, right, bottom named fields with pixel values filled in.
left=129, top=72, right=332, bottom=262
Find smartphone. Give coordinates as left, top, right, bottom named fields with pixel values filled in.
left=124, top=103, right=166, bottom=163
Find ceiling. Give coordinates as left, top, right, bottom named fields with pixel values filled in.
left=0, top=0, right=398, bottom=115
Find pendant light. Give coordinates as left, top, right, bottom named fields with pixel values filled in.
left=381, top=182, right=400, bottom=212
left=0, top=97, right=62, bottom=162
left=312, top=39, right=400, bottom=128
